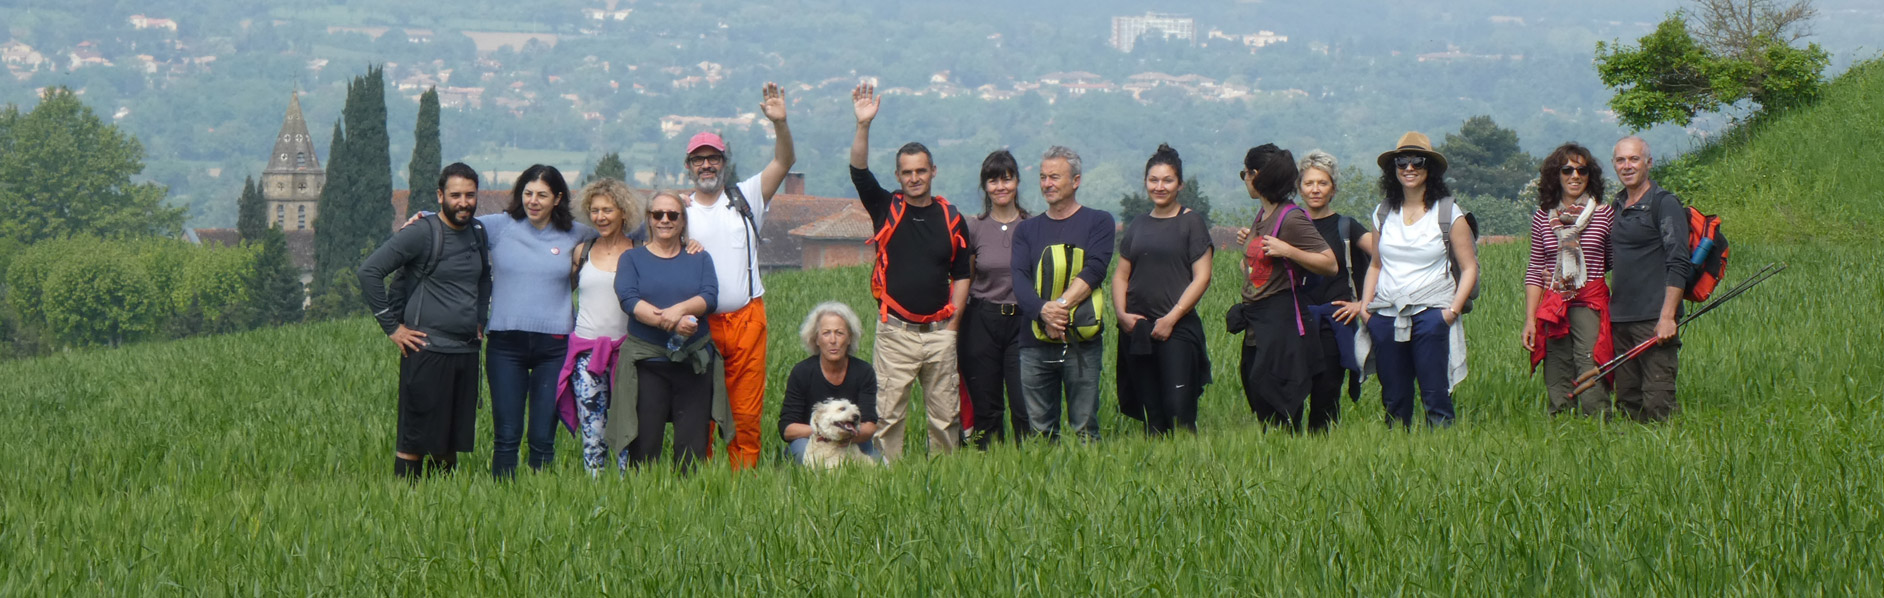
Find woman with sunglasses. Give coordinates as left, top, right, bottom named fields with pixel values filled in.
left=612, top=192, right=731, bottom=471
left=1358, top=132, right=1478, bottom=428
left=1522, top=143, right=1616, bottom=416
left=1230, top=147, right=1337, bottom=432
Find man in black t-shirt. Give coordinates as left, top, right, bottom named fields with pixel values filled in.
left=847, top=83, right=972, bottom=461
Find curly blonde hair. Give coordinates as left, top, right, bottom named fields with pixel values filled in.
left=577, top=178, right=645, bottom=236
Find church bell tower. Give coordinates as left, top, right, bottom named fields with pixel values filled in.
left=261, top=93, right=324, bottom=231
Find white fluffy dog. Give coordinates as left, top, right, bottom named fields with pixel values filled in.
left=802, top=399, right=877, bottom=469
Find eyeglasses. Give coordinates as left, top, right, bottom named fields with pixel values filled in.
left=1560, top=165, right=1590, bottom=176
left=1239, top=170, right=1254, bottom=179
left=686, top=155, right=724, bottom=167
left=649, top=210, right=682, bottom=222
left=1393, top=156, right=1427, bottom=170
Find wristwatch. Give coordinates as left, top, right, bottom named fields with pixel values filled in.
left=1056, top=297, right=1069, bottom=306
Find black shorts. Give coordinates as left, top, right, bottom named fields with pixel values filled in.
left=397, top=350, right=480, bottom=455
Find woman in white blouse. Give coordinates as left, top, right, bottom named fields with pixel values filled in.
left=1358, top=132, right=1478, bottom=428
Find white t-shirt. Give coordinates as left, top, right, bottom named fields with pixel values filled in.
left=1376, top=205, right=1465, bottom=299
left=574, top=259, right=629, bottom=339
left=687, top=173, right=768, bottom=313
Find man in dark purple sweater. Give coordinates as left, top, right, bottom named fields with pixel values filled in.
left=1011, top=146, right=1115, bottom=442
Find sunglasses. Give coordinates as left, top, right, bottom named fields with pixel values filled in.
left=648, top=210, right=683, bottom=222
left=1393, top=156, right=1427, bottom=170
left=1560, top=165, right=1590, bottom=176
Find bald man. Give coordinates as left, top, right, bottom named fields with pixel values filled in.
left=1608, top=137, right=1690, bottom=422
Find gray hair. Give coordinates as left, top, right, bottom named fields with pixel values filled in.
left=1616, top=136, right=1652, bottom=164
left=1042, top=145, right=1083, bottom=178
left=798, top=301, right=863, bottom=356
left=1298, top=150, right=1339, bottom=189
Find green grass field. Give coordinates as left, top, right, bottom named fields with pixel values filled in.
left=4, top=62, right=1881, bottom=595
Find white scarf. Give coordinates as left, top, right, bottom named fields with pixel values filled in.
left=1550, top=195, right=1596, bottom=291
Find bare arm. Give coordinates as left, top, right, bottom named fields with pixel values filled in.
left=1522, top=285, right=1544, bottom=350
left=756, top=82, right=795, bottom=204
left=1111, top=257, right=1138, bottom=331
left=1359, top=247, right=1383, bottom=322
left=1165, top=249, right=1214, bottom=322
left=1446, top=222, right=1479, bottom=322
left=945, top=278, right=970, bottom=331
left=848, top=83, right=878, bottom=170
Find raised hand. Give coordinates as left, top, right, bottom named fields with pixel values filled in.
left=760, top=82, right=787, bottom=123
left=852, top=83, right=879, bottom=124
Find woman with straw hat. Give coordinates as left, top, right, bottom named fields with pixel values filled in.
left=1357, top=132, right=1478, bottom=428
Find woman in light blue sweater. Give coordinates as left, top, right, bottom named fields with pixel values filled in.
left=482, top=164, right=597, bottom=478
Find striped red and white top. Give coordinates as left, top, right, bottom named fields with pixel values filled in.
left=1525, top=203, right=1614, bottom=290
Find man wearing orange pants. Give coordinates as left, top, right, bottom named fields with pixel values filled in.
left=680, top=82, right=796, bottom=470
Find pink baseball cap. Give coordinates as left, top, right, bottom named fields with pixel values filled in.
left=685, top=131, right=727, bottom=154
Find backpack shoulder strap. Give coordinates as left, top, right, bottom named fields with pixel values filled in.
left=1374, top=203, right=1390, bottom=230
left=1436, top=197, right=1456, bottom=263
left=419, top=215, right=446, bottom=279
left=1335, top=214, right=1354, bottom=272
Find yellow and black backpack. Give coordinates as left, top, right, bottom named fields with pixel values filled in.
left=1031, top=243, right=1104, bottom=343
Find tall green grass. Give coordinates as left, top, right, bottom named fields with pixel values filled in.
left=4, top=58, right=1882, bottom=597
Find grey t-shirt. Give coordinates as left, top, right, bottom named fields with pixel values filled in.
left=358, top=217, right=492, bottom=354
left=1117, top=209, right=1213, bottom=319
left=965, top=213, right=1023, bottom=303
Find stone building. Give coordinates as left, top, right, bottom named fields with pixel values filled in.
left=262, top=93, right=324, bottom=231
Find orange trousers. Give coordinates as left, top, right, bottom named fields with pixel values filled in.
left=709, top=298, right=767, bottom=470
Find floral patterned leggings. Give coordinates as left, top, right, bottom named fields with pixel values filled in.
left=572, top=352, right=629, bottom=472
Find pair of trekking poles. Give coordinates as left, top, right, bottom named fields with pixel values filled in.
left=1567, top=262, right=1789, bottom=400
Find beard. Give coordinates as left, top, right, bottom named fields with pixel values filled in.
left=443, top=204, right=475, bottom=227
left=690, top=170, right=722, bottom=193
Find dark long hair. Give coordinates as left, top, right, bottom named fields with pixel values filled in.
left=1251, top=149, right=1298, bottom=204
left=978, top=149, right=1028, bottom=219
left=1377, top=156, right=1452, bottom=212
left=508, top=164, right=575, bottom=231
left=1536, top=142, right=1606, bottom=211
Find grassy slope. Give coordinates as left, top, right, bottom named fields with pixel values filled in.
left=3, top=65, right=1883, bottom=594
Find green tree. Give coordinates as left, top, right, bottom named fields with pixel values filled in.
left=1595, top=11, right=1829, bottom=130
left=311, top=119, right=349, bottom=299
left=1436, top=116, right=1536, bottom=200
left=1118, top=192, right=1151, bottom=226
left=406, top=87, right=441, bottom=216
left=311, top=65, right=392, bottom=317
left=236, top=176, right=265, bottom=242
left=0, top=88, right=184, bottom=244
left=251, top=226, right=305, bottom=326
left=586, top=151, right=627, bottom=184
left=42, top=246, right=163, bottom=347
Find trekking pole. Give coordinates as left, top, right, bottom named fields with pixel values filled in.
left=1566, top=262, right=1787, bottom=400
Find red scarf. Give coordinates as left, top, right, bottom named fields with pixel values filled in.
left=1530, top=278, right=1615, bottom=377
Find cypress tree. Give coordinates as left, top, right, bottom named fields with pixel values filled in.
left=251, top=225, right=304, bottom=326
left=236, top=176, right=265, bottom=241
left=406, top=86, right=441, bottom=216
left=311, top=118, right=348, bottom=298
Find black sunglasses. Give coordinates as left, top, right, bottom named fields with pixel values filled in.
left=649, top=210, right=683, bottom=222
left=1393, top=156, right=1427, bottom=170
left=1560, top=165, right=1590, bottom=176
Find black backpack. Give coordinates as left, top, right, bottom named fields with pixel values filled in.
left=387, top=214, right=489, bottom=323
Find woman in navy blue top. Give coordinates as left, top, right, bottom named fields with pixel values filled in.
left=614, top=192, right=719, bottom=468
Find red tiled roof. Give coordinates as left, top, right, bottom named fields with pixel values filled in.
left=389, top=190, right=511, bottom=230
left=789, top=203, right=874, bottom=241
left=758, top=194, right=856, bottom=268
left=194, top=228, right=240, bottom=247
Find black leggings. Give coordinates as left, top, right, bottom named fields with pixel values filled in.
left=627, top=360, right=713, bottom=470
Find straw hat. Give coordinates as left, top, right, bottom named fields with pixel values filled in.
left=1375, top=131, right=1448, bottom=174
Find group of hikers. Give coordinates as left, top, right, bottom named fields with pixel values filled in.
left=358, top=83, right=1696, bottom=478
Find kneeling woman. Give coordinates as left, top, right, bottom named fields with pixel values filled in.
left=779, top=301, right=883, bottom=463
left=611, top=192, right=733, bottom=470
left=1231, top=148, right=1337, bottom=431
left=1111, top=144, right=1214, bottom=435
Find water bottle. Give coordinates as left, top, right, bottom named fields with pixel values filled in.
left=666, top=315, right=697, bottom=352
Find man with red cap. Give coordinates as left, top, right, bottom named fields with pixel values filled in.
left=682, top=82, right=796, bottom=470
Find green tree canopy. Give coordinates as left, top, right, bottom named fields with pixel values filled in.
left=1118, top=177, right=1212, bottom=225
left=236, top=176, right=265, bottom=241
left=586, top=152, right=628, bottom=185
left=1595, top=11, right=1830, bottom=130
left=0, top=88, right=184, bottom=244
left=1437, top=116, right=1537, bottom=200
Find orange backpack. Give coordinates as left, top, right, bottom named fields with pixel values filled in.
left=866, top=194, right=967, bottom=323
left=1681, top=206, right=1729, bottom=302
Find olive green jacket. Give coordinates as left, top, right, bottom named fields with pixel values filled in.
left=604, top=333, right=734, bottom=453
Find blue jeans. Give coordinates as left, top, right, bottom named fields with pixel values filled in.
left=1366, top=309, right=1455, bottom=428
left=1020, top=341, right=1105, bottom=442
left=486, top=330, right=567, bottom=477
left=785, top=437, right=883, bottom=465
